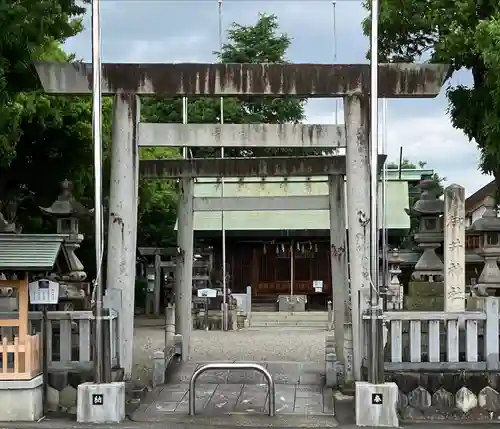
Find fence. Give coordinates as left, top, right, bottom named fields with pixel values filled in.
left=0, top=311, right=119, bottom=372
left=362, top=297, right=500, bottom=371
left=0, top=334, right=40, bottom=380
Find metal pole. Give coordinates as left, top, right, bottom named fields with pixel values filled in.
left=182, top=97, right=188, bottom=158
left=42, top=306, right=48, bottom=413
left=290, top=241, right=294, bottom=297
left=381, top=99, right=388, bottom=297
left=218, top=0, right=228, bottom=331
left=332, top=1, right=339, bottom=130
left=91, top=0, right=104, bottom=385
left=369, top=0, right=383, bottom=385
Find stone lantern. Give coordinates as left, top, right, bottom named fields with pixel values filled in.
left=40, top=180, right=93, bottom=282
left=467, top=196, right=500, bottom=295
left=386, top=249, right=404, bottom=310
left=405, top=175, right=444, bottom=282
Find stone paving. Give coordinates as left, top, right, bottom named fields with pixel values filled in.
left=131, top=360, right=333, bottom=420
left=132, top=324, right=326, bottom=387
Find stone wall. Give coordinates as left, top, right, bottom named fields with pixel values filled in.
left=46, top=368, right=123, bottom=414
left=192, top=311, right=245, bottom=330
left=387, top=371, right=500, bottom=421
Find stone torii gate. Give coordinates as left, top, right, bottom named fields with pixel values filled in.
left=34, top=61, right=448, bottom=381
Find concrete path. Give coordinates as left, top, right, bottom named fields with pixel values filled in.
left=131, top=360, right=333, bottom=421
left=131, top=326, right=333, bottom=424
left=132, top=325, right=327, bottom=387
left=4, top=419, right=500, bottom=429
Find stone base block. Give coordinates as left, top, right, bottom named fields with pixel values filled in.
left=278, top=295, right=306, bottom=312
left=77, top=382, right=125, bottom=423
left=408, top=281, right=444, bottom=297
left=404, top=296, right=444, bottom=311
left=355, top=381, right=398, bottom=427
left=0, top=374, right=43, bottom=421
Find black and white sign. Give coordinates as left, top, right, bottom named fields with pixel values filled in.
left=372, top=393, right=383, bottom=405
left=92, top=394, right=104, bottom=405
left=197, top=288, right=217, bottom=298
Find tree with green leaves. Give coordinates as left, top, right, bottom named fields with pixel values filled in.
left=142, top=13, right=308, bottom=158
left=0, top=11, right=310, bottom=253
left=362, top=0, right=500, bottom=196
left=0, top=0, right=84, bottom=166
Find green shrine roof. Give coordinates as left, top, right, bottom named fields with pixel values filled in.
left=0, top=234, right=65, bottom=271
left=175, top=176, right=412, bottom=232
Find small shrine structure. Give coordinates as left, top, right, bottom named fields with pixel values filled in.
left=0, top=180, right=93, bottom=421
left=0, top=233, right=65, bottom=421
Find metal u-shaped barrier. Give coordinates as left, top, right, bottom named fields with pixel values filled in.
left=188, top=363, right=276, bottom=416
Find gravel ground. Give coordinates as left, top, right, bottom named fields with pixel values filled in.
left=132, top=326, right=326, bottom=386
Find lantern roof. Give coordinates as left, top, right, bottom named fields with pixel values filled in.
left=40, top=180, right=93, bottom=218
left=468, top=196, right=500, bottom=233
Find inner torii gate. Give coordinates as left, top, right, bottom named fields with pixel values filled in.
left=34, top=62, right=448, bottom=381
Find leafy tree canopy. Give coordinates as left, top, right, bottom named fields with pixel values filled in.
left=362, top=0, right=500, bottom=195
left=0, top=9, right=312, bottom=257
left=138, top=13, right=312, bottom=248
left=142, top=13, right=309, bottom=159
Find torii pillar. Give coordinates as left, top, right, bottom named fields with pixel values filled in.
left=33, top=61, right=448, bottom=381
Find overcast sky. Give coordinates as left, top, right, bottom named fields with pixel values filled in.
left=63, top=0, right=491, bottom=197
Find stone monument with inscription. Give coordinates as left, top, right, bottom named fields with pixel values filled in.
left=443, top=184, right=466, bottom=312
left=405, top=176, right=445, bottom=310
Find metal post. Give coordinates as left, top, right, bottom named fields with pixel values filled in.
left=290, top=241, right=294, bottom=297
left=103, top=308, right=112, bottom=382
left=218, top=0, right=228, bottom=331
left=369, top=0, right=383, bottom=385
left=382, top=99, right=389, bottom=287
left=381, top=99, right=389, bottom=295
left=91, top=0, right=104, bottom=384
left=42, top=305, right=48, bottom=414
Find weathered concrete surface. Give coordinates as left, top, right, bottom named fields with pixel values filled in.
left=106, top=94, right=140, bottom=380
left=139, top=155, right=387, bottom=179
left=344, top=95, right=370, bottom=382
left=3, top=419, right=500, bottom=429
left=34, top=62, right=449, bottom=97
left=1, top=415, right=340, bottom=428
left=138, top=123, right=346, bottom=148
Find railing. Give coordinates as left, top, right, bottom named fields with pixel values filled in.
left=0, top=311, right=119, bottom=372
left=189, top=363, right=276, bottom=416
left=362, top=297, right=500, bottom=371
left=0, top=334, right=40, bottom=380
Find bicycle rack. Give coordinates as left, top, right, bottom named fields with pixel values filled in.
left=188, top=362, right=276, bottom=416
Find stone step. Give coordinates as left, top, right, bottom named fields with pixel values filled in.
left=251, top=311, right=329, bottom=319
left=251, top=321, right=329, bottom=328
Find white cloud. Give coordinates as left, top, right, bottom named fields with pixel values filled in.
left=305, top=103, right=491, bottom=196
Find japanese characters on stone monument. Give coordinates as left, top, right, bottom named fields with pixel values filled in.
left=386, top=249, right=404, bottom=310
left=444, top=184, right=465, bottom=312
